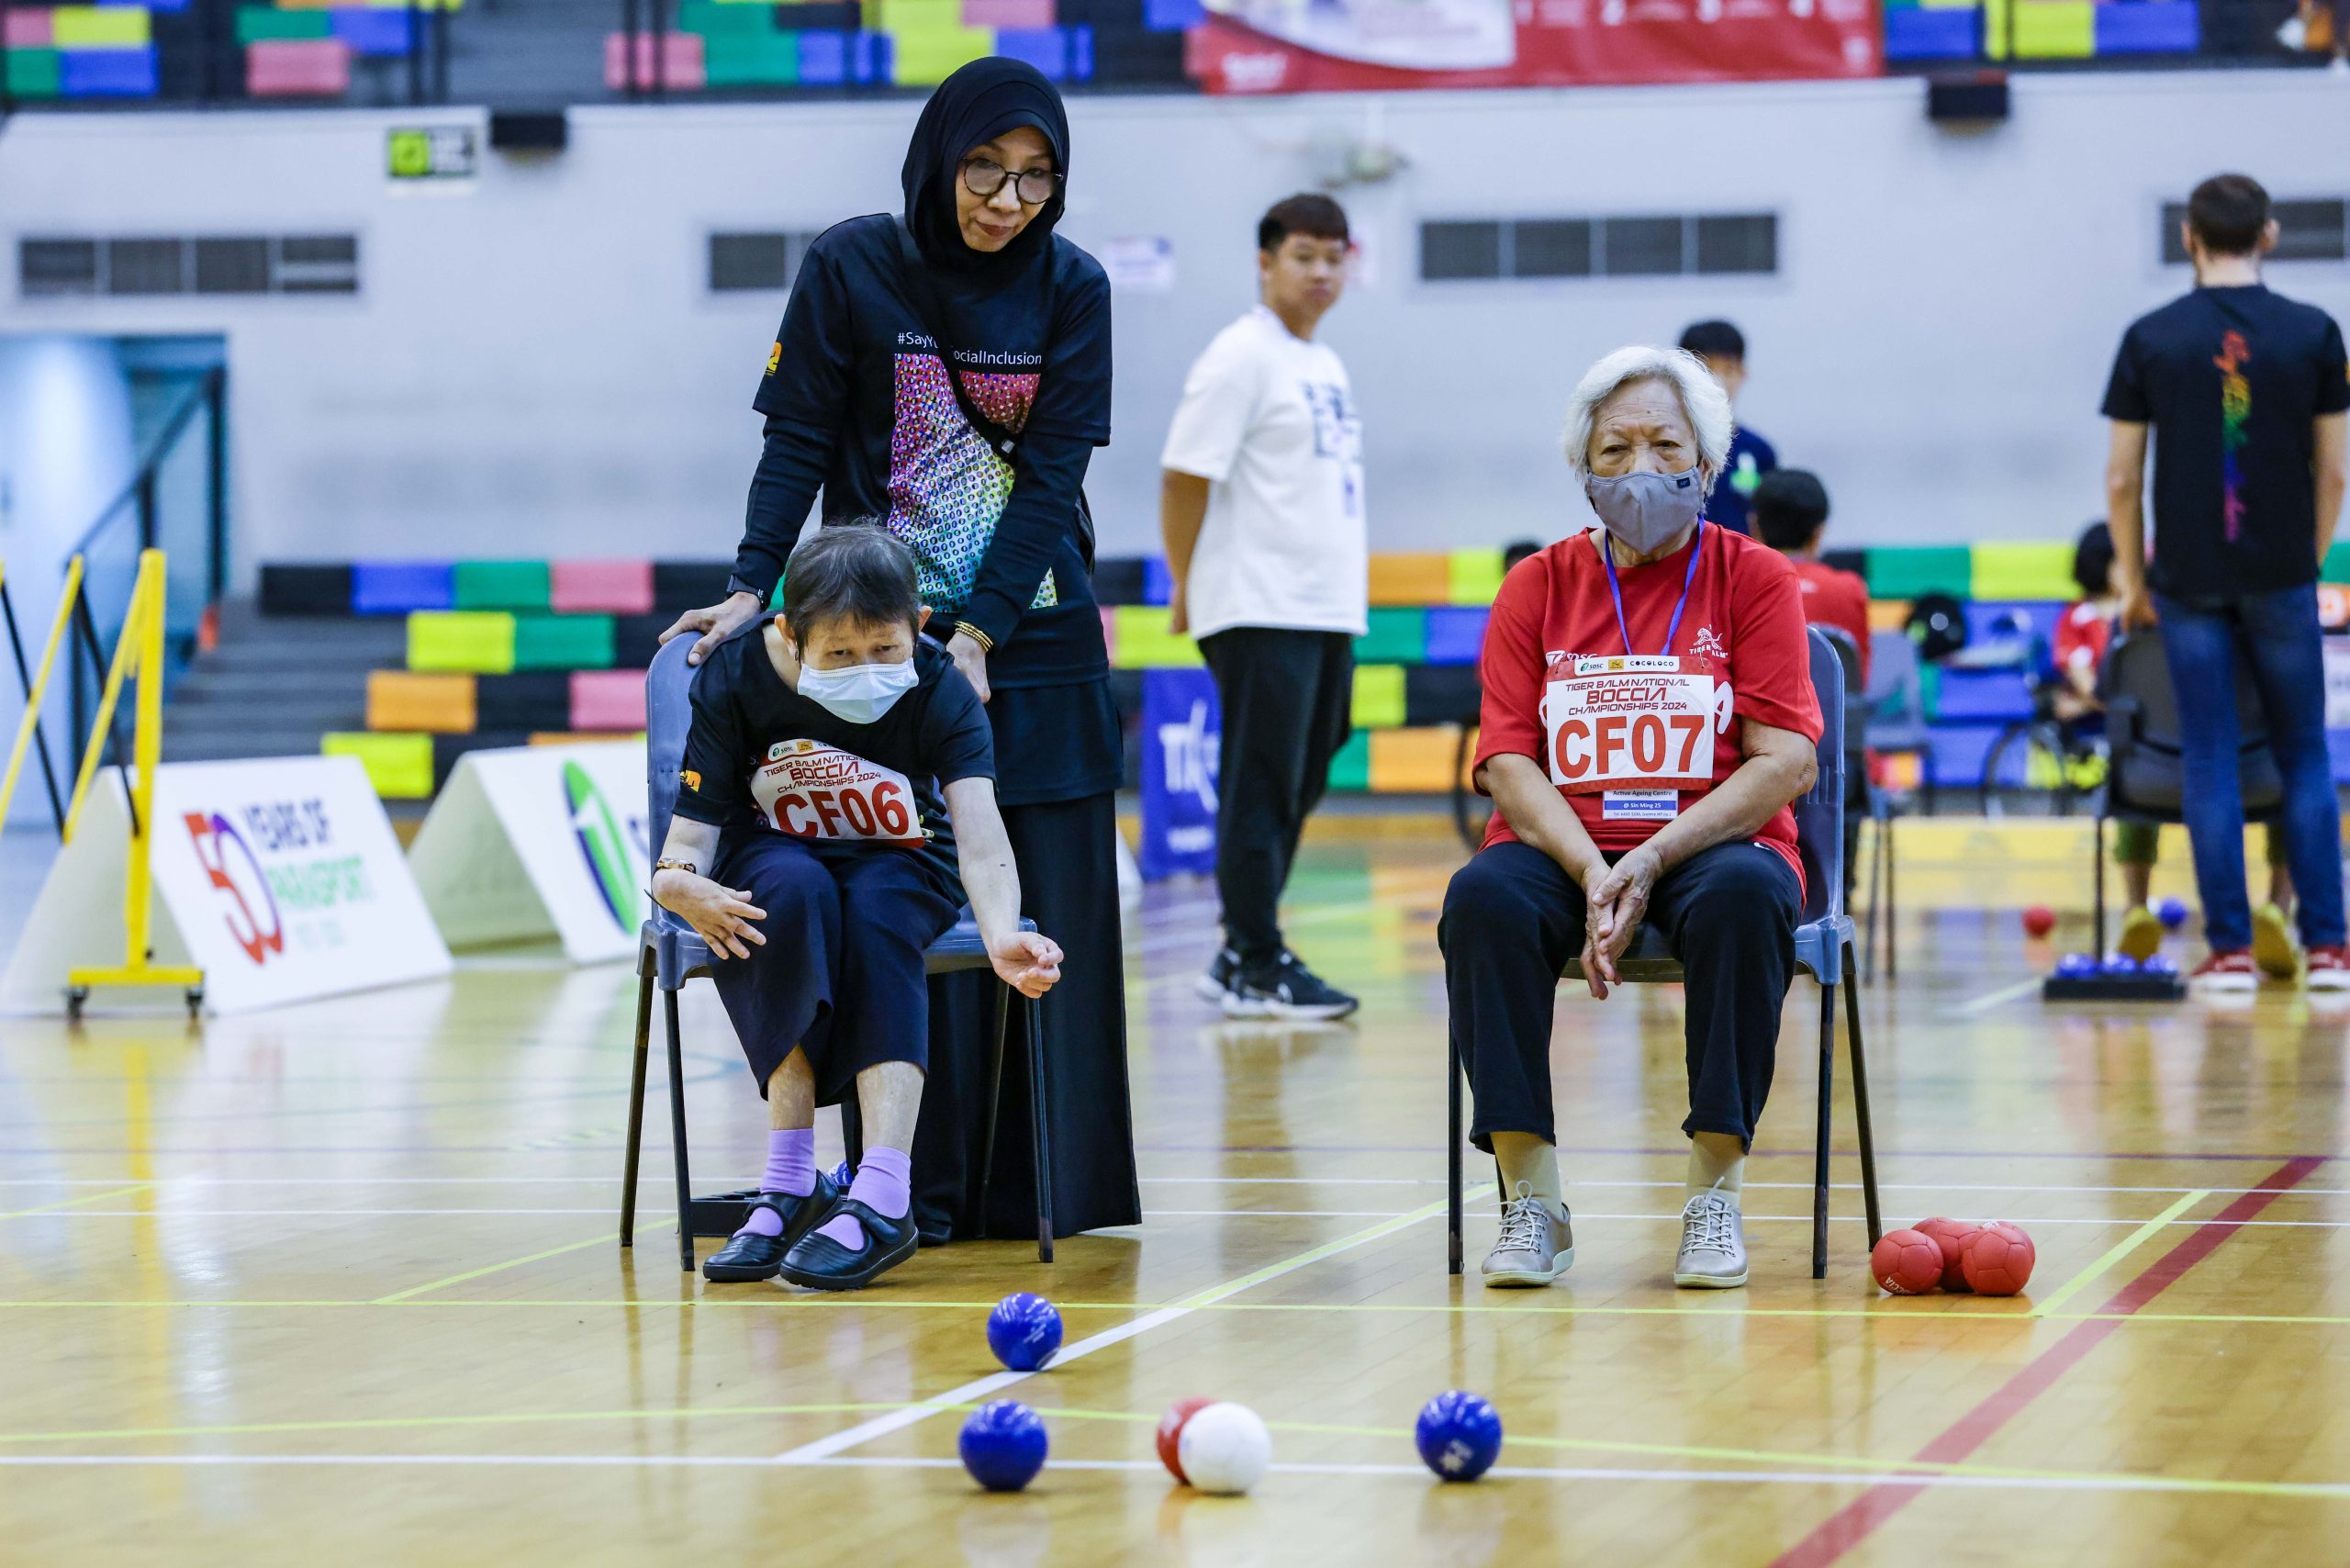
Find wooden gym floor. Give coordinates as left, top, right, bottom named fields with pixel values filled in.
left=5, top=816, right=2349, bottom=1566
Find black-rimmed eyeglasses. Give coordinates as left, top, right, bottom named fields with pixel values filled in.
left=961, top=157, right=1062, bottom=207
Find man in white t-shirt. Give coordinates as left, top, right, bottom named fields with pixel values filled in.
left=1159, top=193, right=1368, bottom=1022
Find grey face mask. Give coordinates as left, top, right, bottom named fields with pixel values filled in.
left=1585, top=466, right=1707, bottom=556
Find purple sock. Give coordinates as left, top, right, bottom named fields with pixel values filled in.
left=814, top=1145, right=911, bottom=1252
left=735, top=1128, right=816, bottom=1238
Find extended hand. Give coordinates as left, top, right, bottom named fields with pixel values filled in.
left=990, top=930, right=1064, bottom=999
left=1167, top=585, right=1189, bottom=637
left=659, top=591, right=764, bottom=666
left=947, top=629, right=992, bottom=704
left=653, top=869, right=767, bottom=960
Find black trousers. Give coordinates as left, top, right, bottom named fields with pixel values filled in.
left=911, top=790, right=1142, bottom=1242
left=707, top=834, right=958, bottom=1106
left=1199, top=627, right=1355, bottom=962
left=1439, top=838, right=1799, bottom=1153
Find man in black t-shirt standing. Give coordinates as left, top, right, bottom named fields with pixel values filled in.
left=2103, top=173, right=2350, bottom=991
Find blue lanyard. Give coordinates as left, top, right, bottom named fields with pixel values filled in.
left=1600, top=521, right=1705, bottom=659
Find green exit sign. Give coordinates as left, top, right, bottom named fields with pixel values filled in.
left=387, top=127, right=477, bottom=182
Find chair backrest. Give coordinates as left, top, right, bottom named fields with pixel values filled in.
left=1793, top=625, right=1846, bottom=928
left=2100, top=631, right=2283, bottom=819
left=643, top=631, right=699, bottom=890
left=1813, top=624, right=1867, bottom=764
left=1863, top=630, right=1924, bottom=734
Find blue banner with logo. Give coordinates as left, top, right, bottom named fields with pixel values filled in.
left=1139, top=668, right=1220, bottom=881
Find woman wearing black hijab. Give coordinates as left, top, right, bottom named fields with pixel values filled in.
left=662, top=58, right=1140, bottom=1245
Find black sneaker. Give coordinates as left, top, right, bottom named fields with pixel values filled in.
left=1234, top=951, right=1359, bottom=1022
left=701, top=1169, right=842, bottom=1282
left=1196, top=946, right=1269, bottom=1017
left=778, top=1198, right=920, bottom=1292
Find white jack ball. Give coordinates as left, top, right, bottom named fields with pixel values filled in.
left=1175, top=1402, right=1271, bottom=1495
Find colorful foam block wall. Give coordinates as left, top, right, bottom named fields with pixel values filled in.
left=4, top=0, right=461, bottom=102
left=602, top=0, right=1188, bottom=92
left=258, top=544, right=2350, bottom=801
left=1884, top=0, right=2197, bottom=62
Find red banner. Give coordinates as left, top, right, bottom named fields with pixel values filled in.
left=1186, top=0, right=1880, bottom=94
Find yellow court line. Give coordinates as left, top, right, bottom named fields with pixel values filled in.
left=0, top=1183, right=152, bottom=1220
left=1, top=1397, right=2339, bottom=1502
left=372, top=1227, right=646, bottom=1304
left=2029, top=1188, right=2210, bottom=1317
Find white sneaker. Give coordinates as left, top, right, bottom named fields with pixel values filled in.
left=1481, top=1182, right=1574, bottom=1288
left=1673, top=1182, right=1748, bottom=1289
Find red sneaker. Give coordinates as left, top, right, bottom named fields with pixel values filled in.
left=2189, top=950, right=2259, bottom=992
left=2305, top=945, right=2350, bottom=991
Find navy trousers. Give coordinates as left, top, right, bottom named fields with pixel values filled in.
left=706, top=834, right=960, bottom=1107
left=1440, top=838, right=1799, bottom=1154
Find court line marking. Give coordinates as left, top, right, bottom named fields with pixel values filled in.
left=1950, top=978, right=2043, bottom=1015
left=2027, top=1189, right=2209, bottom=1317
left=1766, top=1154, right=2327, bottom=1568
left=0, top=1450, right=2338, bottom=1499
left=0, top=1182, right=151, bottom=1219
left=770, top=1188, right=1486, bottom=1465
left=372, top=1229, right=642, bottom=1304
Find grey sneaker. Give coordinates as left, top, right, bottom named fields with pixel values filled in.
left=1673, top=1182, right=1748, bottom=1288
left=1481, top=1182, right=1574, bottom=1288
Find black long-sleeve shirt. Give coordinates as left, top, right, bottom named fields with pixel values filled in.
left=737, top=214, right=1113, bottom=688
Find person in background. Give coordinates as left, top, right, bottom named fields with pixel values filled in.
left=2054, top=522, right=2294, bottom=968
left=2105, top=172, right=2350, bottom=991
left=1679, top=320, right=1776, bottom=538
left=1160, top=193, right=1366, bottom=1022
left=1752, top=469, right=1869, bottom=687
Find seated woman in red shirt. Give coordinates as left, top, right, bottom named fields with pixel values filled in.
left=1443, top=345, right=1823, bottom=1292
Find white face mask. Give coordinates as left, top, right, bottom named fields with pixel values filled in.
left=792, top=656, right=918, bottom=725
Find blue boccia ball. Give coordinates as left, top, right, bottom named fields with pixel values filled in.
left=986, top=1293, right=1063, bottom=1372
left=1415, top=1390, right=1504, bottom=1483
left=2103, top=955, right=2142, bottom=976
left=2156, top=897, right=2188, bottom=931
left=959, top=1400, right=1048, bottom=1493
left=828, top=1159, right=856, bottom=1192
left=2142, top=953, right=2178, bottom=976
left=2055, top=952, right=2100, bottom=979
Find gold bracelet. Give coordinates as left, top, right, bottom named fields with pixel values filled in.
left=953, top=621, right=995, bottom=653
left=654, top=858, right=699, bottom=876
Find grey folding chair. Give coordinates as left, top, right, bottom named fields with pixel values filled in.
left=619, top=632, right=1054, bottom=1270
left=1446, top=626, right=1884, bottom=1281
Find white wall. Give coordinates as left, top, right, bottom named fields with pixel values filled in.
left=0, top=71, right=2344, bottom=583
left=0, top=336, right=137, bottom=826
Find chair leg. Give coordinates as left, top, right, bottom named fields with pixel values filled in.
left=1860, top=816, right=1880, bottom=985
left=1812, top=979, right=1834, bottom=1281
left=663, top=987, right=694, bottom=1273
left=1024, top=993, right=1054, bottom=1265
left=1843, top=941, right=1882, bottom=1249
left=1448, top=1032, right=1464, bottom=1276
left=620, top=958, right=653, bottom=1249
left=978, top=980, right=1012, bottom=1238
left=1883, top=813, right=1898, bottom=980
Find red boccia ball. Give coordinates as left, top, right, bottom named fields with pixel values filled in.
left=1871, top=1228, right=1945, bottom=1295
left=1914, top=1216, right=1977, bottom=1293
left=2021, top=905, right=2056, bottom=939
left=1156, top=1397, right=1215, bottom=1483
left=1961, top=1222, right=2037, bottom=1296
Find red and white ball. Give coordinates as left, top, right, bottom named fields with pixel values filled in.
left=1156, top=1397, right=1215, bottom=1483
left=1174, top=1403, right=1271, bottom=1495
left=1871, top=1228, right=1945, bottom=1295
left=1961, top=1221, right=2037, bottom=1296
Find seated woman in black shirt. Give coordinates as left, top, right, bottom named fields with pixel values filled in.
left=650, top=525, right=1062, bottom=1291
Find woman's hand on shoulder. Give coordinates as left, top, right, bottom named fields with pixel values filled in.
left=652, top=868, right=767, bottom=961
left=946, top=629, right=992, bottom=703
left=660, top=591, right=764, bottom=666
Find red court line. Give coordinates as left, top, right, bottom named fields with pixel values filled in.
left=1767, top=1154, right=2325, bottom=1568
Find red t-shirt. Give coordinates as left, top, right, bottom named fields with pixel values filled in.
left=1473, top=525, right=1825, bottom=889
left=1789, top=558, right=1872, bottom=688
left=2053, top=599, right=2112, bottom=680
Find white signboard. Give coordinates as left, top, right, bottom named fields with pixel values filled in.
left=1102, top=235, right=1176, bottom=294
left=407, top=741, right=651, bottom=965
left=0, top=757, right=452, bottom=1015
left=2324, top=636, right=2350, bottom=731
